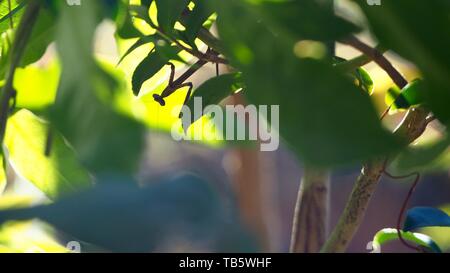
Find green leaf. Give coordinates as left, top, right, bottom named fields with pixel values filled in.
left=333, top=57, right=373, bottom=94
left=183, top=73, right=244, bottom=129
left=0, top=5, right=54, bottom=78
left=155, top=0, right=190, bottom=32
left=355, top=67, right=374, bottom=95
left=386, top=86, right=405, bottom=110
left=181, top=0, right=214, bottom=48
left=14, top=62, right=59, bottom=111
left=52, top=1, right=145, bottom=175
left=404, top=207, right=450, bottom=232
left=129, top=4, right=151, bottom=23
left=385, top=79, right=425, bottom=111
left=213, top=0, right=402, bottom=166
left=0, top=0, right=25, bottom=35
left=117, top=35, right=155, bottom=65
left=20, top=6, right=55, bottom=66
left=356, top=0, right=450, bottom=125
left=372, top=228, right=441, bottom=253
left=132, top=44, right=180, bottom=96
left=115, top=5, right=143, bottom=39
left=0, top=175, right=256, bottom=252
left=4, top=110, right=92, bottom=200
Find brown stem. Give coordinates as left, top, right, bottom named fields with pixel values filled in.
left=335, top=44, right=387, bottom=72
left=341, top=36, right=408, bottom=89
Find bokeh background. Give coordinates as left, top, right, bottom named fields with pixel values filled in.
left=0, top=0, right=449, bottom=253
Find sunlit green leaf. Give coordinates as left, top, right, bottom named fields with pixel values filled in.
left=5, top=110, right=92, bottom=200
left=0, top=0, right=25, bottom=35
left=385, top=79, right=425, bottom=112
left=372, top=228, right=441, bottom=253
left=117, top=35, right=155, bottom=65
left=355, top=67, right=374, bottom=95
left=14, top=62, right=59, bottom=111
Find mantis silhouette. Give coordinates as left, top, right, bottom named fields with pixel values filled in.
left=152, top=48, right=219, bottom=117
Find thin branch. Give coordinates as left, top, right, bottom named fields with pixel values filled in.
left=0, top=1, right=41, bottom=144
left=340, top=36, right=408, bottom=89
left=335, top=44, right=387, bottom=72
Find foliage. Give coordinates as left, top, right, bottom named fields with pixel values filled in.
left=0, top=0, right=448, bottom=252
left=404, top=207, right=450, bottom=232
left=372, top=228, right=441, bottom=253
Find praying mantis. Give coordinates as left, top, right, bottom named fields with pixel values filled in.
left=152, top=48, right=220, bottom=117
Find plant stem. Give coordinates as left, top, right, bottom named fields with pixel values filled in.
left=321, top=107, right=429, bottom=253
left=335, top=44, right=387, bottom=72
left=0, top=1, right=41, bottom=145
left=340, top=36, right=407, bottom=89
left=290, top=167, right=330, bottom=252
